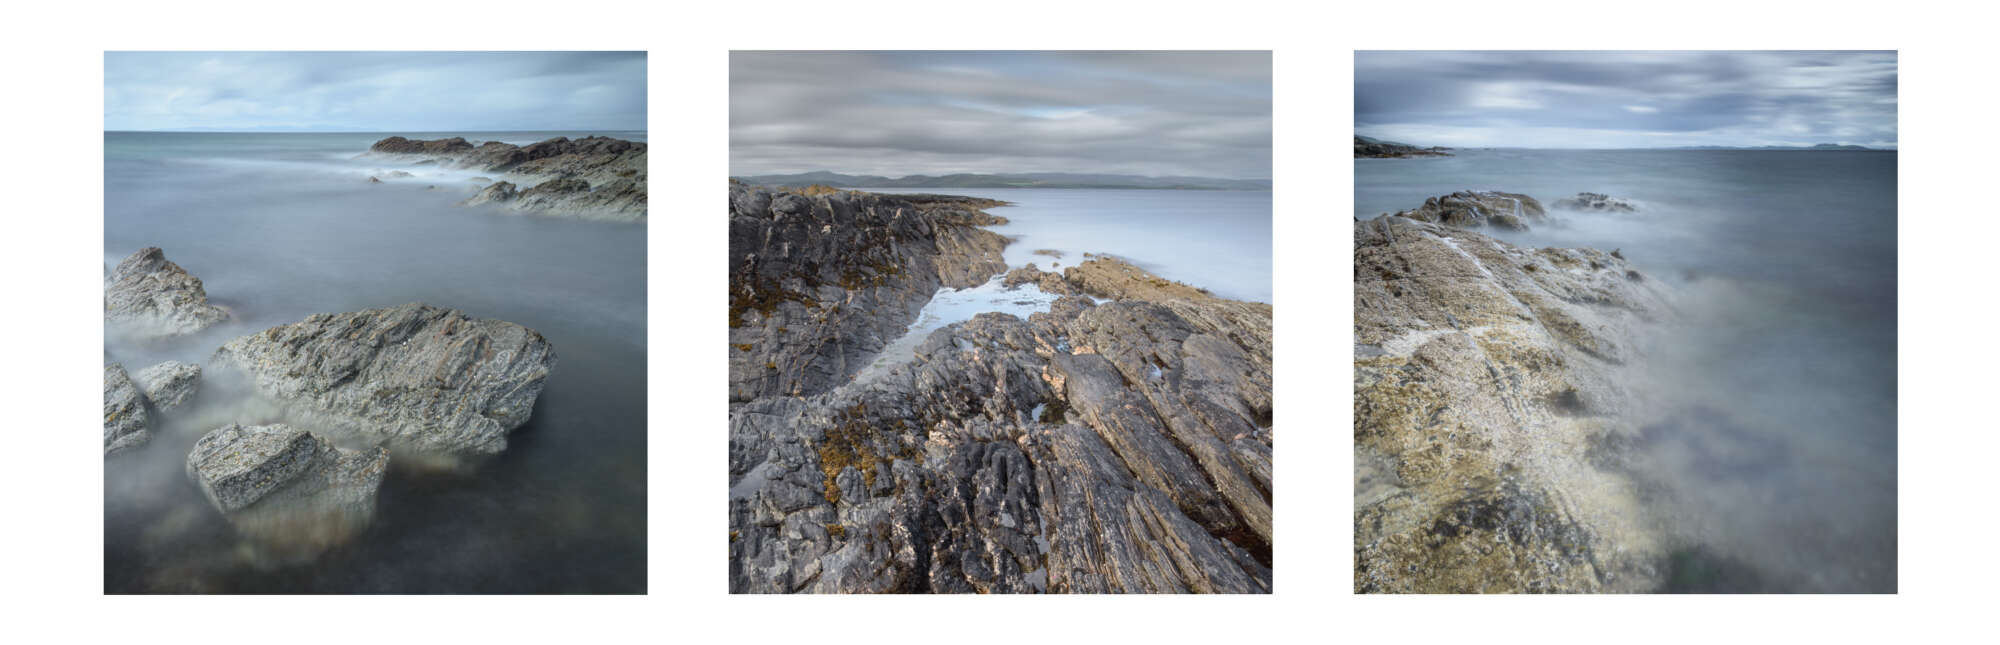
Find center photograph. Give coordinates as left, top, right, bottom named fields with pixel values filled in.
left=726, top=50, right=1274, bottom=593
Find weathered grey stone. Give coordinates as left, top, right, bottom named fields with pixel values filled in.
left=104, top=247, right=228, bottom=337
left=186, top=423, right=389, bottom=556
left=104, top=364, right=150, bottom=455
left=1553, top=192, right=1641, bottom=213
left=1390, top=190, right=1549, bottom=231
left=375, top=135, right=646, bottom=220
left=209, top=303, right=556, bottom=458
left=135, top=361, right=201, bottom=411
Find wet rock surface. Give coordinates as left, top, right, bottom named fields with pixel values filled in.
left=1390, top=190, right=1549, bottom=231
left=209, top=302, right=556, bottom=459
left=1353, top=213, right=1676, bottom=593
left=105, top=247, right=229, bottom=338
left=135, top=361, right=201, bottom=411
left=370, top=135, right=646, bottom=220
left=1554, top=192, right=1640, bottom=213
left=104, top=363, right=151, bottom=456
left=186, top=423, right=389, bottom=558
left=730, top=187, right=1273, bottom=593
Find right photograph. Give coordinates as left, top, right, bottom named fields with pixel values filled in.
left=1353, top=51, right=1897, bottom=593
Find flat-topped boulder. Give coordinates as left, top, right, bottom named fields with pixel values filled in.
left=1391, top=191, right=1548, bottom=230
left=371, top=135, right=646, bottom=221
left=187, top=423, right=389, bottom=556
left=103, top=364, right=150, bottom=455
left=105, top=247, right=228, bottom=337
left=209, top=303, right=556, bottom=458
left=135, top=361, right=201, bottom=411
left=1553, top=192, right=1641, bottom=213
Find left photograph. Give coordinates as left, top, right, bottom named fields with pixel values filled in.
left=102, top=51, right=647, bottom=593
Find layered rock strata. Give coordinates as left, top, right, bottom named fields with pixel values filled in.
left=135, top=361, right=201, bottom=411
left=1391, top=191, right=1549, bottom=231
left=368, top=135, right=646, bottom=220
left=104, top=363, right=151, bottom=455
left=105, top=247, right=229, bottom=337
left=186, top=423, right=389, bottom=557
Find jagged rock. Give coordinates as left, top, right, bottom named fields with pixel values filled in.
left=372, top=135, right=646, bottom=220
left=104, top=247, right=228, bottom=337
left=462, top=181, right=517, bottom=207
left=104, top=364, right=150, bottom=455
left=727, top=185, right=1009, bottom=402
left=1391, top=191, right=1548, bottom=231
left=1353, top=214, right=1673, bottom=593
left=186, top=423, right=389, bottom=556
left=135, top=361, right=201, bottom=411
left=1355, top=135, right=1452, bottom=158
left=1001, top=264, right=1077, bottom=295
left=209, top=303, right=556, bottom=458
left=1553, top=192, right=1640, bottom=213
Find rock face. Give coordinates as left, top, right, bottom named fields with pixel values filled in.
left=104, top=364, right=150, bottom=455
left=728, top=185, right=1011, bottom=402
left=1353, top=214, right=1673, bottom=593
left=729, top=188, right=1273, bottom=594
left=187, top=423, right=389, bottom=556
left=1392, top=190, right=1549, bottom=231
left=135, top=361, right=201, bottom=411
left=370, top=135, right=646, bottom=221
left=209, top=303, right=556, bottom=458
left=1553, top=192, right=1640, bottom=213
left=1356, top=135, right=1452, bottom=158
left=104, top=247, right=229, bottom=337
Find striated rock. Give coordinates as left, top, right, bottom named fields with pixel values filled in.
left=104, top=364, right=150, bottom=455
left=135, top=361, right=201, bottom=411
left=209, top=303, right=556, bottom=458
left=104, top=247, right=229, bottom=337
left=1356, top=135, right=1452, bottom=158
left=1553, top=192, right=1640, bottom=213
left=187, top=423, right=389, bottom=557
left=1353, top=214, right=1673, bottom=593
left=372, top=135, right=646, bottom=220
left=1001, top=264, right=1077, bottom=295
left=1391, top=190, right=1548, bottom=231
left=728, top=185, right=1010, bottom=402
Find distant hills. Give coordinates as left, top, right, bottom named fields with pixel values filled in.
left=729, top=171, right=1271, bottom=191
left=1673, top=143, right=1878, bottom=151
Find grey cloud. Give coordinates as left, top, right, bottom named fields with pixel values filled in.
left=1355, top=51, right=1896, bottom=149
left=105, top=52, right=646, bottom=132
left=731, top=51, right=1271, bottom=179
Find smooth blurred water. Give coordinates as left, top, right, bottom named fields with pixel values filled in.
left=1359, top=149, right=1896, bottom=592
left=103, top=131, right=646, bottom=593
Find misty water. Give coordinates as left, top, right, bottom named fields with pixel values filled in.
left=1358, top=149, right=1896, bottom=592
left=847, top=187, right=1272, bottom=380
left=103, top=131, right=646, bottom=593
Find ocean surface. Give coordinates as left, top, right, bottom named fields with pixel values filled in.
left=1358, top=149, right=1896, bottom=592
left=103, top=131, right=646, bottom=593
left=847, top=187, right=1272, bottom=379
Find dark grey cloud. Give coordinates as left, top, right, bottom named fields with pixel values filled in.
left=1356, top=51, right=1896, bottom=149
left=105, top=52, right=646, bottom=132
left=731, top=51, right=1271, bottom=179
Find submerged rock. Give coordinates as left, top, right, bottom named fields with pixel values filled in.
left=461, top=180, right=517, bottom=207
left=135, top=361, right=201, bottom=411
left=209, top=303, right=556, bottom=458
left=1353, top=214, right=1673, bottom=592
left=1392, top=190, right=1548, bottom=231
left=186, top=423, right=388, bottom=556
left=1553, top=192, right=1640, bottom=213
left=104, top=364, right=150, bottom=455
left=104, top=247, right=229, bottom=337
left=372, top=135, right=646, bottom=220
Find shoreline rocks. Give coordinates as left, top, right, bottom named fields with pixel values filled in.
left=1391, top=191, right=1549, bottom=231
left=135, top=361, right=201, bottom=411
left=1553, top=192, right=1640, bottom=213
left=187, top=423, right=389, bottom=557
left=1356, top=135, right=1452, bottom=158
left=369, top=135, right=646, bottom=221
left=209, top=303, right=556, bottom=459
left=105, top=247, right=228, bottom=338
left=104, top=364, right=151, bottom=455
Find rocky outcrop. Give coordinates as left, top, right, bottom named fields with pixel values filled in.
left=728, top=185, right=1010, bottom=403
left=1553, top=192, right=1640, bottom=213
left=135, top=361, right=201, bottom=411
left=1353, top=214, right=1674, bottom=593
left=187, top=423, right=389, bottom=557
left=371, top=135, right=646, bottom=221
left=104, top=364, right=150, bottom=455
left=105, top=247, right=228, bottom=338
left=1001, top=264, right=1078, bottom=295
left=1391, top=190, right=1549, bottom=231
left=209, top=303, right=556, bottom=459
left=730, top=187, right=1274, bottom=593
left=1356, top=135, right=1452, bottom=158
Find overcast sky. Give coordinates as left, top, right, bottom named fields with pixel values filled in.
left=105, top=51, right=646, bottom=132
left=1356, top=51, right=1897, bottom=149
left=731, top=51, right=1271, bottom=179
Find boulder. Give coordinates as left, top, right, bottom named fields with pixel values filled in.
left=1391, top=190, right=1548, bottom=230
left=135, top=361, right=201, bottom=411
left=104, top=247, right=228, bottom=337
left=1553, top=192, right=1640, bottom=213
left=186, top=423, right=389, bottom=556
left=209, top=303, right=556, bottom=458
left=104, top=364, right=150, bottom=455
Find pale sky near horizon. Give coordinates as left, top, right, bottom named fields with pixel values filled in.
left=104, top=51, right=646, bottom=132
left=731, top=51, right=1273, bottom=179
left=1355, top=51, right=1898, bottom=149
